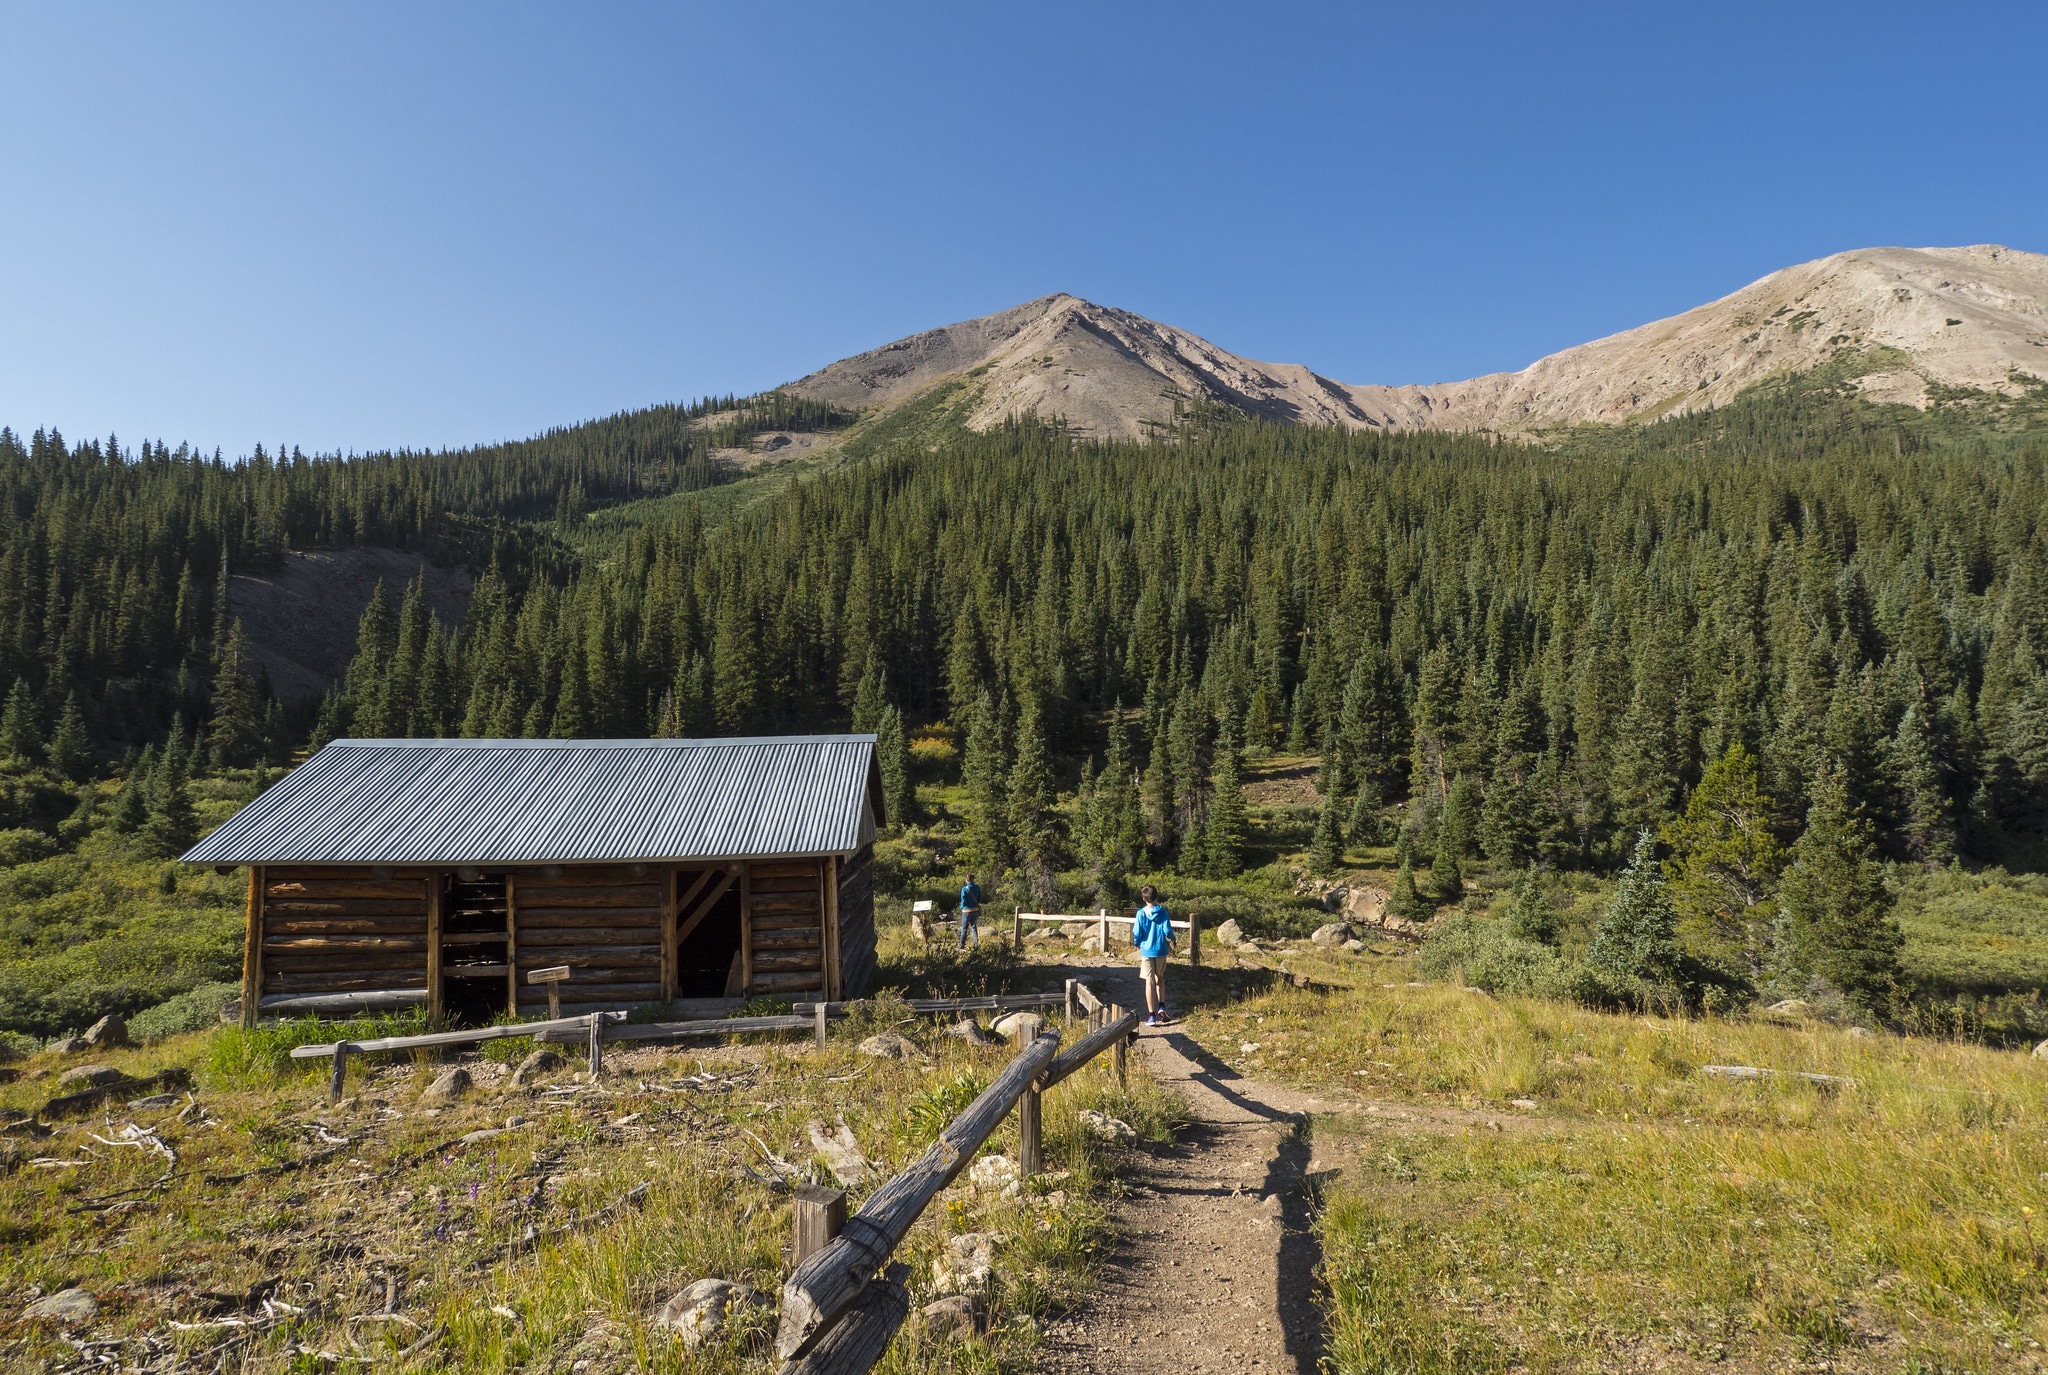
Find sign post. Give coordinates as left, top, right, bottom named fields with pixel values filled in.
left=527, top=965, right=571, bottom=1020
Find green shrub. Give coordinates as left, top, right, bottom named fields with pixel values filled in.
left=203, top=1008, right=432, bottom=1085
left=1418, top=912, right=1567, bottom=997
left=0, top=827, right=56, bottom=866
left=129, top=981, right=239, bottom=1041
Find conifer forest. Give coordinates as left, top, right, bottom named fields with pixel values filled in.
left=2, top=381, right=2047, bottom=1033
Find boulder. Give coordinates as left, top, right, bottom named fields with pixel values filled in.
left=57, top=1064, right=124, bottom=1091
left=967, top=1153, right=1018, bottom=1195
left=511, top=1048, right=564, bottom=1089
left=1078, top=1109, right=1135, bottom=1142
left=1765, top=999, right=1811, bottom=1017
left=49, top=1036, right=91, bottom=1055
left=909, top=913, right=930, bottom=942
left=931, top=1233, right=998, bottom=1295
left=25, top=1287, right=97, bottom=1325
left=1214, top=919, right=1245, bottom=947
left=1080, top=935, right=1104, bottom=954
left=945, top=1019, right=995, bottom=1045
left=651, top=1278, right=767, bottom=1350
left=1344, top=886, right=1390, bottom=926
left=1847, top=1026, right=1874, bottom=1039
left=1059, top=921, right=1092, bottom=938
left=921, top=1294, right=977, bottom=1340
left=1323, top=886, right=1349, bottom=914
left=418, top=1066, right=473, bottom=1105
left=83, top=1014, right=128, bottom=1048
left=2033, top=1038, right=2048, bottom=1060
left=990, top=1012, right=1042, bottom=1040
left=1342, top=939, right=1366, bottom=954
left=1311, top=922, right=1353, bottom=948
left=858, top=1033, right=918, bottom=1060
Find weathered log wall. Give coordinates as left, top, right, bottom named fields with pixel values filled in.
left=260, top=868, right=431, bottom=1001
left=836, top=844, right=877, bottom=999
left=747, top=858, right=827, bottom=996
left=513, top=865, right=664, bottom=1012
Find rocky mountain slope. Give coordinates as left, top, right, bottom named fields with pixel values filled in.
left=788, top=245, right=2048, bottom=438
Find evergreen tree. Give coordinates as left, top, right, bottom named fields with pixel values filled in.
left=1441, top=773, right=1480, bottom=863
left=1205, top=717, right=1247, bottom=878
left=1503, top=864, right=1559, bottom=944
left=875, top=703, right=911, bottom=827
left=208, top=620, right=268, bottom=768
left=139, top=721, right=198, bottom=858
left=1386, top=847, right=1431, bottom=921
left=1660, top=742, right=1785, bottom=981
left=851, top=651, right=888, bottom=735
left=1773, top=763, right=1905, bottom=1013
left=1308, top=756, right=1345, bottom=874
left=48, top=692, right=91, bottom=781
left=962, top=689, right=1012, bottom=871
left=1890, top=700, right=1956, bottom=865
left=0, top=677, right=41, bottom=762
left=1093, top=707, right=1145, bottom=896
left=1008, top=698, right=1059, bottom=903
left=1430, top=831, right=1465, bottom=903
left=110, top=745, right=155, bottom=833
left=1347, top=778, right=1387, bottom=848
left=1587, top=829, right=1684, bottom=991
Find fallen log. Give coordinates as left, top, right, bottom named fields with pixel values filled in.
left=776, top=1028, right=1062, bottom=1359
left=287, top=1012, right=623, bottom=1060
left=1035, top=1010, right=1140, bottom=1093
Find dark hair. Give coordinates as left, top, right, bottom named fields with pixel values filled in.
left=965, top=872, right=976, bottom=882
left=1139, top=884, right=1156, bottom=901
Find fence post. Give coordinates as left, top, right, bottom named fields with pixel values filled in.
left=1097, top=907, right=1108, bottom=956
left=791, top=1183, right=846, bottom=1270
left=587, top=1012, right=603, bottom=1078
left=1110, top=1004, right=1127, bottom=1084
left=1189, top=909, right=1201, bottom=968
left=328, top=1042, right=352, bottom=1104
left=1064, top=978, right=1079, bottom=1025
left=814, top=1000, right=828, bottom=1049
left=1014, top=1017, right=1043, bottom=1177
left=1013, top=909, right=1023, bottom=952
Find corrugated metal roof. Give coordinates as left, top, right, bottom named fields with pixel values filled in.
left=182, top=736, right=883, bottom=867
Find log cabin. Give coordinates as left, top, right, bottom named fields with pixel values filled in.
left=181, top=736, right=882, bottom=1027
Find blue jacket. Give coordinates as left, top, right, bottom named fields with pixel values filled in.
left=959, top=882, right=984, bottom=911
left=1132, top=904, right=1174, bottom=958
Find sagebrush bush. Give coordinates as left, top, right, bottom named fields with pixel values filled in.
left=1418, top=912, right=1567, bottom=997
left=128, top=980, right=238, bottom=1042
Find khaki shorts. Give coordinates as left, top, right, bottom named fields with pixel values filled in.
left=1138, top=955, right=1165, bottom=981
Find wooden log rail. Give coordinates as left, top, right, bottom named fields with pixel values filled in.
left=1013, top=909, right=1202, bottom=965
left=774, top=978, right=1141, bottom=1373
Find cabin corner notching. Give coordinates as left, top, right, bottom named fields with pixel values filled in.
left=184, top=736, right=883, bottom=1026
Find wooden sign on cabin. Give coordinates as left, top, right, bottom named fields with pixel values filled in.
left=182, top=736, right=885, bottom=1027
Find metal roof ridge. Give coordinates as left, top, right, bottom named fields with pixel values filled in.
left=326, top=735, right=880, bottom=749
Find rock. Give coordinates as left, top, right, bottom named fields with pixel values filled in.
left=945, top=1019, right=995, bottom=1044
left=968, top=1154, right=1018, bottom=1195
left=57, top=1064, right=124, bottom=1090
left=931, top=1233, right=998, bottom=1295
left=25, top=1287, right=97, bottom=1325
left=990, top=1012, right=1042, bottom=1040
left=1291, top=972, right=1311, bottom=988
left=128, top=1093, right=179, bottom=1108
left=83, top=1014, right=128, bottom=1048
left=1311, top=922, right=1353, bottom=948
left=0, top=1040, right=22, bottom=1065
left=1765, top=998, right=1810, bottom=1016
left=1059, top=921, right=1092, bottom=938
left=1847, top=1026, right=1874, bottom=1039
left=1344, top=886, right=1390, bottom=925
left=1509, top=1098, right=1538, bottom=1110
left=1080, top=935, right=1103, bottom=954
left=922, top=1294, right=977, bottom=1339
left=1078, top=1109, right=1135, bottom=1142
left=2033, top=1038, right=2048, bottom=1059
left=1214, top=919, right=1244, bottom=947
left=858, top=1033, right=918, bottom=1060
left=1323, top=886, right=1348, bottom=913
left=651, top=1278, right=767, bottom=1350
left=49, top=1036, right=91, bottom=1055
left=419, top=1066, right=472, bottom=1105
left=806, top=1116, right=872, bottom=1186
left=909, top=913, right=930, bottom=942
left=511, top=1049, right=564, bottom=1088
left=1342, top=939, right=1366, bottom=954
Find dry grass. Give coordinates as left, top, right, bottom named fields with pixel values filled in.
left=0, top=1009, right=1177, bottom=1373
left=1178, top=946, right=2048, bottom=1373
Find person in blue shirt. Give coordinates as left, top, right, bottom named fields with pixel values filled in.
left=957, top=873, right=985, bottom=949
left=1131, top=884, right=1175, bottom=1025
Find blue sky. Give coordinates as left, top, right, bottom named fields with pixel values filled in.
left=3, top=2, right=2044, bottom=455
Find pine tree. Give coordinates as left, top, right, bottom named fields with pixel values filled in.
left=208, top=620, right=268, bottom=768
left=1387, top=848, right=1431, bottom=921
left=110, top=745, right=155, bottom=833
left=1890, top=700, right=1956, bottom=865
left=851, top=651, right=888, bottom=735
left=1430, top=831, right=1465, bottom=902
left=1661, top=741, right=1785, bottom=981
left=876, top=704, right=911, bottom=826
left=1094, top=707, right=1144, bottom=895
left=1773, top=763, right=1904, bottom=1013
left=1008, top=698, right=1059, bottom=903
left=962, top=689, right=1012, bottom=872
left=1442, top=773, right=1480, bottom=863
left=1308, top=756, right=1344, bottom=875
left=1205, top=717, right=1247, bottom=878
left=0, top=677, right=41, bottom=762
left=1347, top=779, right=1387, bottom=847
left=48, top=692, right=91, bottom=781
left=140, top=722, right=199, bottom=858
left=1503, top=864, right=1560, bottom=944
left=1587, top=829, right=1684, bottom=990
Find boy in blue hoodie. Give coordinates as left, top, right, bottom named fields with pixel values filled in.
left=1131, top=884, right=1175, bottom=1025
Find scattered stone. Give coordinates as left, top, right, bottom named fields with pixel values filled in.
left=2034, top=1038, right=2048, bottom=1060
left=807, top=1116, right=872, bottom=1186
left=968, top=1153, right=1019, bottom=1195
left=25, top=1287, right=97, bottom=1325
left=1342, top=939, right=1366, bottom=954
left=49, top=1036, right=91, bottom=1055
left=83, top=1014, right=129, bottom=1048
left=651, top=1279, right=767, bottom=1350
left=990, top=1012, right=1042, bottom=1039
left=1059, top=921, right=1092, bottom=938
left=128, top=1093, right=179, bottom=1108
left=1080, top=935, right=1103, bottom=954
left=511, top=1049, right=564, bottom=1089
left=418, top=1067, right=472, bottom=1105
left=505, top=1114, right=528, bottom=1128
left=1509, top=1098, right=1538, bottom=1110
left=0, top=1040, right=22, bottom=1065
left=57, top=1064, right=124, bottom=1091
left=1078, top=1109, right=1135, bottom=1142
left=1291, top=972, right=1311, bottom=988
left=945, top=1019, right=996, bottom=1044
left=922, top=1294, right=977, bottom=1339
left=458, top=1127, right=509, bottom=1146
left=858, top=1033, right=918, bottom=1060
left=1311, top=922, right=1353, bottom=948
left=1214, top=919, right=1245, bottom=947
left=1847, top=1026, right=1874, bottom=1039
left=1766, top=999, right=1811, bottom=1017
left=931, top=1233, right=998, bottom=1295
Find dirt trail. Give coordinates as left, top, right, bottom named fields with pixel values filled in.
left=1034, top=967, right=1344, bottom=1375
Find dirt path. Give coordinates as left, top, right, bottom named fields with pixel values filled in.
left=1034, top=967, right=1345, bottom=1375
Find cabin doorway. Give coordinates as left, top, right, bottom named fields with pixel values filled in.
left=673, top=866, right=743, bottom=999
left=441, top=872, right=512, bottom=1025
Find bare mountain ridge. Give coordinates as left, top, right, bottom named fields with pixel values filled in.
left=788, top=245, right=2048, bottom=439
